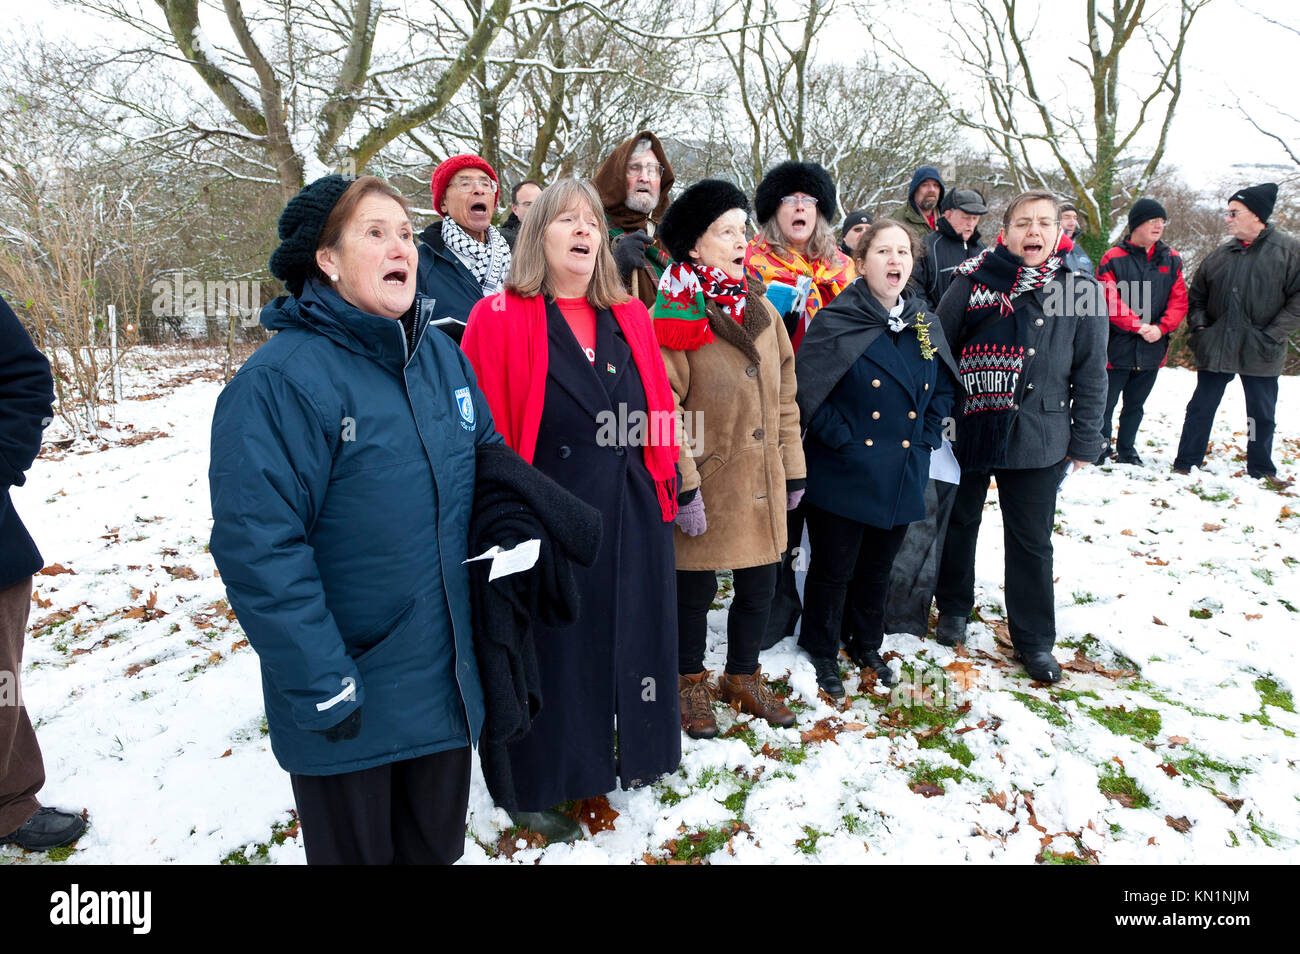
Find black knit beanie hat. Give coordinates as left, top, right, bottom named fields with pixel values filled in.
left=839, top=209, right=873, bottom=238
left=659, top=179, right=750, bottom=264
left=269, top=174, right=356, bottom=296
left=1228, top=183, right=1278, bottom=224
left=754, top=161, right=837, bottom=225
left=1127, top=198, right=1168, bottom=234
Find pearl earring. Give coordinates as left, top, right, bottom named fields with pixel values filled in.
left=330, top=274, right=339, bottom=282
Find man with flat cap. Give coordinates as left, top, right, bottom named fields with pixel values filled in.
left=1173, top=183, right=1300, bottom=482
left=916, top=188, right=988, bottom=306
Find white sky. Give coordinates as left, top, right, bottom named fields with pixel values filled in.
left=9, top=0, right=1297, bottom=195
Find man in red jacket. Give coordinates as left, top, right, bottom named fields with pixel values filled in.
left=1095, top=198, right=1187, bottom=465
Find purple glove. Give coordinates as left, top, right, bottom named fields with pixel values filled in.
left=675, top=489, right=707, bottom=536
left=787, top=488, right=805, bottom=510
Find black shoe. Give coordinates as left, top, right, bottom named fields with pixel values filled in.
left=509, top=809, right=583, bottom=843
left=810, top=655, right=845, bottom=699
left=1016, top=651, right=1062, bottom=683
left=0, top=807, right=86, bottom=852
left=935, top=614, right=967, bottom=647
left=1115, top=453, right=1144, bottom=466
left=858, top=649, right=898, bottom=687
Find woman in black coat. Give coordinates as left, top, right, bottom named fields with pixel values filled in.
left=795, top=220, right=959, bottom=697
left=462, top=179, right=681, bottom=842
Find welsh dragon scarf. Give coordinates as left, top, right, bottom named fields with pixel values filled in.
left=950, top=241, right=1064, bottom=472
left=442, top=217, right=511, bottom=293
left=651, top=262, right=746, bottom=351
left=744, top=236, right=853, bottom=351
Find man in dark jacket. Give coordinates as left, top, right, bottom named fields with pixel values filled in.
left=593, top=131, right=676, bottom=307
left=933, top=191, right=1108, bottom=682
left=0, top=294, right=87, bottom=852
left=839, top=209, right=873, bottom=257
left=499, top=179, right=541, bottom=250
left=1096, top=198, right=1187, bottom=464
left=892, top=165, right=946, bottom=242
left=916, top=188, right=988, bottom=305
left=416, top=154, right=512, bottom=342
left=1060, top=202, right=1094, bottom=274
left=1174, top=183, right=1300, bottom=480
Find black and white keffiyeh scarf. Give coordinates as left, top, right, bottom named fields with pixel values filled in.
left=442, top=217, right=511, bottom=293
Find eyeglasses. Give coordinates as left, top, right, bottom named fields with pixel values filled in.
left=1010, top=218, right=1059, bottom=230
left=1224, top=209, right=1249, bottom=219
left=449, top=176, right=497, bottom=193
left=626, top=161, right=664, bottom=179
left=780, top=195, right=818, bottom=208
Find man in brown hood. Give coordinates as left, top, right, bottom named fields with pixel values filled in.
left=593, top=130, right=676, bottom=306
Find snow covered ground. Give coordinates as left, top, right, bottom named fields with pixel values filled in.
left=5, top=347, right=1298, bottom=865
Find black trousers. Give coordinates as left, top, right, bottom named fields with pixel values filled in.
left=762, top=504, right=806, bottom=647
left=935, top=461, right=1065, bottom=654
left=1173, top=371, right=1279, bottom=477
left=1101, top=367, right=1160, bottom=459
left=290, top=745, right=471, bottom=865
left=884, top=479, right=959, bottom=636
left=798, top=504, right=908, bottom=661
left=678, top=563, right=779, bottom=676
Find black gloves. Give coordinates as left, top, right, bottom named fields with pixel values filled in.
left=315, top=707, right=362, bottom=743
left=613, top=230, right=652, bottom=282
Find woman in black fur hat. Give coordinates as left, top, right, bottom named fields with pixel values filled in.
left=745, top=161, right=856, bottom=656
left=652, top=179, right=807, bottom=739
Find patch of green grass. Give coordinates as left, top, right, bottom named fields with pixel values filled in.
left=657, top=785, right=684, bottom=807
left=45, top=842, right=79, bottom=862
left=1251, top=567, right=1274, bottom=586
left=1170, top=750, right=1247, bottom=786
left=795, top=825, right=823, bottom=855
left=1279, top=598, right=1297, bottom=614
left=1051, top=688, right=1101, bottom=704
left=1108, top=822, right=1123, bottom=835
left=1246, top=812, right=1280, bottom=848
left=908, top=762, right=979, bottom=793
left=841, top=813, right=867, bottom=835
left=669, top=825, right=733, bottom=862
left=1087, top=704, right=1161, bottom=740
left=1012, top=691, right=1069, bottom=728
left=1098, top=764, right=1151, bottom=809
left=917, top=731, right=974, bottom=767
left=1190, top=483, right=1232, bottom=502
left=220, top=816, right=299, bottom=865
left=1255, top=677, right=1295, bottom=713
left=1072, top=591, right=1098, bottom=605
left=1039, top=848, right=1091, bottom=865
left=1283, top=556, right=1298, bottom=569
left=1132, top=681, right=1229, bottom=721
left=1228, top=831, right=1240, bottom=847
left=1189, top=607, right=1213, bottom=620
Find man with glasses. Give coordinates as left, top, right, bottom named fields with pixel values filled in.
left=417, top=154, right=512, bottom=342
left=500, top=179, right=542, bottom=250
left=592, top=131, right=676, bottom=306
left=1174, top=183, right=1300, bottom=483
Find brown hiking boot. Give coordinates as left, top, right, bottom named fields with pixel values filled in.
left=719, top=670, right=796, bottom=728
left=679, top=671, right=719, bottom=739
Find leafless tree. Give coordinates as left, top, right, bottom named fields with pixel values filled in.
left=873, top=0, right=1213, bottom=259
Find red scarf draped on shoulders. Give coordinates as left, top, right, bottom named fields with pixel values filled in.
left=463, top=290, right=680, bottom=521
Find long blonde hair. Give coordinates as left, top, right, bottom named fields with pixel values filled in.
left=506, top=178, right=631, bottom=308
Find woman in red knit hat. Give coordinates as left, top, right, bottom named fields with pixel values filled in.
left=417, top=154, right=512, bottom=342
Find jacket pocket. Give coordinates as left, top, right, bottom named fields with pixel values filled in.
left=349, top=598, right=417, bottom=659
left=696, top=454, right=727, bottom=483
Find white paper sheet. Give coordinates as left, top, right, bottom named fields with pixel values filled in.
left=929, top=440, right=961, bottom=485
left=463, top=538, right=541, bottom=581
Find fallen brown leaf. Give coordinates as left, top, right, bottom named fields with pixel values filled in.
left=1202, top=522, right=1223, bottom=532
left=1152, top=616, right=1167, bottom=626
left=1165, top=815, right=1193, bottom=833
left=1159, top=763, right=1180, bottom=777
left=1214, top=794, right=1244, bottom=813
left=909, top=782, right=944, bottom=798
left=164, top=565, right=198, bottom=581
left=219, top=749, right=232, bottom=758
left=1167, top=735, right=1188, bottom=746
left=38, top=563, right=75, bottom=576
left=1121, top=528, right=1135, bottom=536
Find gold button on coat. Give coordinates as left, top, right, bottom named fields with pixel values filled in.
left=872, top=411, right=880, bottom=419
left=923, top=382, right=929, bottom=390
left=865, top=438, right=874, bottom=446
left=871, top=379, right=881, bottom=388
left=901, top=440, right=910, bottom=448
left=908, top=411, right=917, bottom=419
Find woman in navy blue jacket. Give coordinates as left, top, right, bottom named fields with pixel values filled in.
left=209, top=175, right=501, bottom=865
left=794, top=220, right=959, bottom=695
